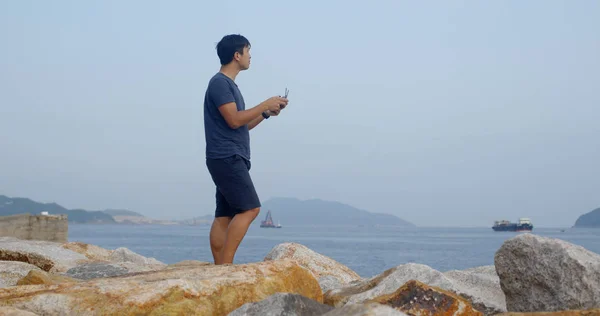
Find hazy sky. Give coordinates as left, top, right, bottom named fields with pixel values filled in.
left=1, top=1, right=598, bottom=227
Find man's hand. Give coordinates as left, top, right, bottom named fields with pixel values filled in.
left=267, top=109, right=281, bottom=116
left=264, top=96, right=288, bottom=112
left=248, top=95, right=289, bottom=130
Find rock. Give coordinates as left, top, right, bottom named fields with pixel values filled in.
left=16, top=269, right=78, bottom=285
left=319, top=275, right=345, bottom=293
left=109, top=247, right=164, bottom=266
left=228, top=292, right=334, bottom=316
left=325, top=263, right=504, bottom=315
left=368, top=280, right=482, bottom=316
left=62, top=242, right=113, bottom=261
left=495, top=233, right=600, bottom=312
left=264, top=242, right=361, bottom=292
left=64, top=241, right=167, bottom=270
left=0, top=237, right=88, bottom=272
left=444, top=265, right=507, bottom=315
left=0, top=261, right=42, bottom=288
left=497, top=311, right=600, bottom=316
left=64, top=262, right=130, bottom=280
left=322, top=302, right=409, bottom=316
left=64, top=242, right=166, bottom=274
left=324, top=263, right=454, bottom=307
left=0, top=306, right=39, bottom=316
left=167, top=260, right=212, bottom=268
left=0, top=258, right=322, bottom=316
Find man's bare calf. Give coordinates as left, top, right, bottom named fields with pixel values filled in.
left=209, top=207, right=260, bottom=265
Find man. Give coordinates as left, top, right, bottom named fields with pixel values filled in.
left=203, top=34, right=289, bottom=265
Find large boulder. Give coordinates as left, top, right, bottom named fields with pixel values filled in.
left=228, top=293, right=334, bottom=316
left=325, top=263, right=503, bottom=315
left=0, top=237, right=88, bottom=272
left=0, top=238, right=166, bottom=277
left=495, top=233, right=600, bottom=312
left=322, top=303, right=409, bottom=316
left=0, top=258, right=322, bottom=316
left=0, top=261, right=42, bottom=288
left=265, top=242, right=361, bottom=292
left=368, top=280, right=482, bottom=316
left=325, top=263, right=454, bottom=307
left=444, top=265, right=507, bottom=315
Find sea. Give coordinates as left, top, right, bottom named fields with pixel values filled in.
left=69, top=224, right=600, bottom=278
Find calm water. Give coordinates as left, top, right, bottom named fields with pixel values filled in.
left=69, top=224, right=600, bottom=278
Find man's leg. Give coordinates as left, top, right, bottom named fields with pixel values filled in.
left=209, top=189, right=234, bottom=265
left=207, top=155, right=261, bottom=264
left=220, top=207, right=260, bottom=264
left=209, top=216, right=232, bottom=264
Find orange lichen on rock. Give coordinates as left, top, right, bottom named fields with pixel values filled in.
left=0, top=258, right=322, bottom=316
left=368, top=280, right=483, bottom=316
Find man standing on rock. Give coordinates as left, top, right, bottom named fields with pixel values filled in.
left=203, top=34, right=289, bottom=265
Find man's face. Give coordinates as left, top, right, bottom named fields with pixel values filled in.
left=236, top=46, right=251, bottom=70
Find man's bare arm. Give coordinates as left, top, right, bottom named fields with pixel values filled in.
left=218, top=96, right=287, bottom=130
left=248, top=114, right=265, bottom=130
left=218, top=102, right=267, bottom=129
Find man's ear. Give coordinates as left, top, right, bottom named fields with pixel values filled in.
left=233, top=52, right=241, bottom=62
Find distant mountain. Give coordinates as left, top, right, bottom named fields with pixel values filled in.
left=256, top=197, right=415, bottom=227
left=102, top=209, right=144, bottom=217
left=0, top=195, right=115, bottom=224
left=574, top=207, right=600, bottom=228
left=66, top=209, right=116, bottom=223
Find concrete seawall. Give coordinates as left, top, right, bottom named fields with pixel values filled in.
left=0, top=213, right=68, bottom=242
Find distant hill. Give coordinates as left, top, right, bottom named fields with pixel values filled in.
left=178, top=214, right=213, bottom=226
left=0, top=195, right=115, bottom=224
left=103, top=209, right=144, bottom=217
left=574, top=207, right=600, bottom=228
left=256, top=197, right=415, bottom=227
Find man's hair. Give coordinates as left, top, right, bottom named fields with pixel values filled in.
left=216, top=34, right=251, bottom=65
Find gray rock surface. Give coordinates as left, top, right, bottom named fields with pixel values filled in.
left=318, top=275, right=344, bottom=293
left=64, top=262, right=129, bottom=280
left=322, top=303, right=408, bottom=316
left=166, top=260, right=211, bottom=268
left=444, top=265, right=507, bottom=315
left=326, top=263, right=504, bottom=315
left=62, top=242, right=113, bottom=261
left=0, top=306, right=39, bottom=316
left=0, top=261, right=42, bottom=288
left=326, top=263, right=454, bottom=306
left=0, top=237, right=87, bottom=272
left=495, top=233, right=600, bottom=312
left=228, top=293, right=334, bottom=316
left=0, top=238, right=165, bottom=278
left=109, top=247, right=164, bottom=266
left=264, top=242, right=361, bottom=293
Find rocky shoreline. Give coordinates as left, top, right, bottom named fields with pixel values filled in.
left=0, top=234, right=599, bottom=315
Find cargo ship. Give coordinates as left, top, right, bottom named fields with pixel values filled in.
left=260, top=210, right=282, bottom=228
left=492, top=218, right=533, bottom=232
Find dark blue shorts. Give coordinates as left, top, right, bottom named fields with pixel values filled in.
left=206, top=154, right=261, bottom=218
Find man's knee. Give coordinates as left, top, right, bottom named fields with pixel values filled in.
left=243, top=207, right=260, bottom=219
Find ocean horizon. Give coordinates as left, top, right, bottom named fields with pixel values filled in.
left=69, top=224, right=600, bottom=278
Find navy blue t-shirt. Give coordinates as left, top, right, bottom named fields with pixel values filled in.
left=203, top=72, right=251, bottom=160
